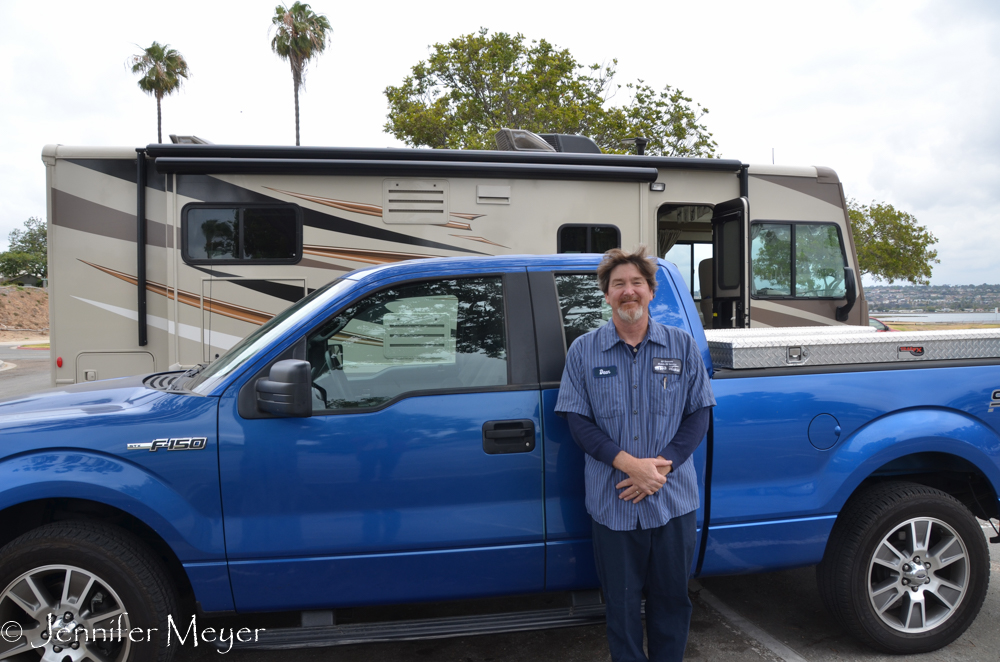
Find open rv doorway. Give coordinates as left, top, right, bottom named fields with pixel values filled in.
left=658, top=204, right=714, bottom=328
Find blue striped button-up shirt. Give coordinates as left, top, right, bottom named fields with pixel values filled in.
left=555, top=318, right=716, bottom=531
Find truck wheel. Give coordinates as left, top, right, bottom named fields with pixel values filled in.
left=0, top=521, right=177, bottom=662
left=817, top=481, right=989, bottom=653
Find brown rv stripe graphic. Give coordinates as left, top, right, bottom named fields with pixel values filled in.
left=80, top=260, right=273, bottom=325
left=264, top=187, right=483, bottom=227
left=265, top=188, right=383, bottom=217
left=449, top=235, right=510, bottom=248
left=302, top=246, right=437, bottom=265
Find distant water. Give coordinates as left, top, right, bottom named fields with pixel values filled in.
left=876, top=312, right=1000, bottom=323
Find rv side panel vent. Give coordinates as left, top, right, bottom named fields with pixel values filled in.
left=477, top=185, right=511, bottom=205
left=382, top=179, right=450, bottom=224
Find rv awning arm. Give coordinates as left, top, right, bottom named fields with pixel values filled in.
left=136, top=148, right=147, bottom=347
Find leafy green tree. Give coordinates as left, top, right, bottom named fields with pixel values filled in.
left=270, top=2, right=332, bottom=146
left=129, top=42, right=190, bottom=144
left=0, top=217, right=47, bottom=281
left=384, top=28, right=716, bottom=156
left=848, top=200, right=939, bottom=285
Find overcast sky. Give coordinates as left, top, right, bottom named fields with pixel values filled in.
left=2, top=0, right=997, bottom=285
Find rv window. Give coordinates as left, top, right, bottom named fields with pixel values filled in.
left=307, top=277, right=508, bottom=412
left=750, top=224, right=792, bottom=296
left=557, top=225, right=621, bottom=253
left=750, top=222, right=847, bottom=298
left=183, top=205, right=301, bottom=264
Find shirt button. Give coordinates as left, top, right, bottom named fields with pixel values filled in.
left=633, top=384, right=637, bottom=389
left=633, top=410, right=638, bottom=414
left=633, top=360, right=636, bottom=365
left=634, top=435, right=638, bottom=440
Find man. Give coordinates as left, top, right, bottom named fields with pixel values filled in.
left=555, top=246, right=716, bottom=662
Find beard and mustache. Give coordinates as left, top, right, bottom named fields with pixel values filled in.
left=615, top=298, right=646, bottom=323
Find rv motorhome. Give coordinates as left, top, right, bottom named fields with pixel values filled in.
left=42, top=131, right=866, bottom=385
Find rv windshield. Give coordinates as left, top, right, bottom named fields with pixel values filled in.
left=186, top=278, right=353, bottom=395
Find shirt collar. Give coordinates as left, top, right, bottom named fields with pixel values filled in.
left=598, top=316, right=668, bottom=352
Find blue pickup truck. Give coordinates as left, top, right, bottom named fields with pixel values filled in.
left=0, top=254, right=996, bottom=661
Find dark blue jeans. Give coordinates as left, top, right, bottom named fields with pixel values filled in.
left=592, top=511, right=697, bottom=662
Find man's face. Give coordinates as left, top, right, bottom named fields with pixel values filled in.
left=605, top=262, right=653, bottom=324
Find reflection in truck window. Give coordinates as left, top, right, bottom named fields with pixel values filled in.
left=183, top=205, right=301, bottom=264
left=306, top=277, right=508, bottom=411
left=554, top=274, right=612, bottom=349
left=751, top=223, right=847, bottom=298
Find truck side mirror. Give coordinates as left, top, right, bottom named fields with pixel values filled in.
left=836, top=267, right=857, bottom=322
left=256, top=359, right=312, bottom=418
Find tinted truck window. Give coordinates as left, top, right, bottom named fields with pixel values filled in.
left=307, top=277, right=508, bottom=411
left=554, top=274, right=611, bottom=349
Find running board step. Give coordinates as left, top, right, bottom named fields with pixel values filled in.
left=223, top=603, right=610, bottom=650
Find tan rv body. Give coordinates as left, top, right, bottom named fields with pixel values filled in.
left=42, top=144, right=866, bottom=385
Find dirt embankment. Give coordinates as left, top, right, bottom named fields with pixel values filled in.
left=0, top=286, right=49, bottom=342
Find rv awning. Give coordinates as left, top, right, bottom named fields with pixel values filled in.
left=151, top=158, right=662, bottom=183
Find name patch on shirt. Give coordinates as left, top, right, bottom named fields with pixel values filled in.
left=652, top=358, right=683, bottom=375
left=593, top=366, right=618, bottom=378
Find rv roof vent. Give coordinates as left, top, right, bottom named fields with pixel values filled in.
left=494, top=128, right=557, bottom=152
left=539, top=133, right=603, bottom=154
left=169, top=135, right=214, bottom=144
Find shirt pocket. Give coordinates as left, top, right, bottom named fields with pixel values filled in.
left=591, top=377, right=625, bottom=418
left=653, top=369, right=683, bottom=394
left=651, top=379, right=686, bottom=436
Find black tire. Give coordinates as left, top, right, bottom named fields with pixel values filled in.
left=0, top=521, right=177, bottom=662
left=817, top=481, right=989, bottom=654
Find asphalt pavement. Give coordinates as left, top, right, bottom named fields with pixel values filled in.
left=0, top=341, right=52, bottom=399
left=0, top=350, right=997, bottom=661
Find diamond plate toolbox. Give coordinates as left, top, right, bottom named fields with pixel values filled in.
left=705, top=327, right=1000, bottom=369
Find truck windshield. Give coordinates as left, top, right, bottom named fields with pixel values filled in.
left=187, top=278, right=353, bottom=395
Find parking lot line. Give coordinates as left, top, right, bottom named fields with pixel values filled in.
left=690, top=579, right=810, bottom=662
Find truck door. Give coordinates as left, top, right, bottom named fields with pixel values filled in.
left=529, top=265, right=708, bottom=590
left=217, top=269, right=544, bottom=612
left=711, top=198, right=750, bottom=328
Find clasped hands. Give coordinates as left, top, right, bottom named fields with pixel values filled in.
left=612, top=452, right=672, bottom=503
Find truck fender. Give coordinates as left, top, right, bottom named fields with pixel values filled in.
left=824, top=407, right=1000, bottom=513
left=0, top=450, right=225, bottom=562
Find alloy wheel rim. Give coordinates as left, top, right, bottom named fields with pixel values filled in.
left=867, top=516, right=969, bottom=633
left=0, top=564, right=132, bottom=661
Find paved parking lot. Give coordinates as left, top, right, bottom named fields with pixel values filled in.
left=1, top=350, right=997, bottom=661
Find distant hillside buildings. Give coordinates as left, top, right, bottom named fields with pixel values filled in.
left=866, top=284, right=1000, bottom=313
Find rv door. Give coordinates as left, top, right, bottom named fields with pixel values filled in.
left=711, top=198, right=749, bottom=328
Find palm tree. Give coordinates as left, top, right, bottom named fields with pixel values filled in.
left=270, top=3, right=331, bottom=146
left=129, top=42, right=190, bottom=143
